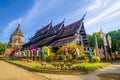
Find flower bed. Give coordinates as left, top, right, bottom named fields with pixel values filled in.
left=2, top=58, right=111, bottom=74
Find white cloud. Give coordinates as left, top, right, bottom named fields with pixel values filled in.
left=88, top=0, right=104, bottom=11
left=3, top=0, right=120, bottom=42
left=85, top=0, right=120, bottom=27
left=3, top=17, right=22, bottom=38
left=3, top=0, right=61, bottom=42
left=24, top=0, right=60, bottom=23
left=105, top=9, right=120, bottom=20
left=63, top=9, right=84, bottom=23
left=24, top=0, right=42, bottom=22
left=59, top=0, right=105, bottom=25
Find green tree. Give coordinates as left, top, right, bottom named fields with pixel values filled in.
left=0, top=42, right=7, bottom=55
left=87, top=29, right=120, bottom=54
left=87, top=34, right=94, bottom=47
left=107, top=29, right=120, bottom=53
left=87, top=32, right=103, bottom=48
left=94, top=32, right=103, bottom=48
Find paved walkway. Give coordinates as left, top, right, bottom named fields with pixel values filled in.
left=0, top=60, right=49, bottom=80
left=80, top=62, right=120, bottom=80
left=0, top=60, right=120, bottom=80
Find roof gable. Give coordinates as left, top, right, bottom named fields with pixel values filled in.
left=44, top=20, right=64, bottom=37
left=56, top=19, right=82, bottom=39
left=31, top=22, right=52, bottom=39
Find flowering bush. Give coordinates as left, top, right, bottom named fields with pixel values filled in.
left=92, top=56, right=101, bottom=63
left=57, top=43, right=85, bottom=60
left=43, top=46, right=51, bottom=56
left=42, top=46, right=55, bottom=62
left=58, top=55, right=67, bottom=61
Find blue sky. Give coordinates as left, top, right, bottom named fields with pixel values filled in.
left=0, top=0, right=120, bottom=43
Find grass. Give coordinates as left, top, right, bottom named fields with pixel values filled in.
left=75, top=62, right=111, bottom=70
left=4, top=58, right=55, bottom=70
left=3, top=58, right=111, bottom=71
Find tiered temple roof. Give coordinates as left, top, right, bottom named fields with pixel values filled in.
left=55, top=19, right=82, bottom=39
left=24, top=17, right=89, bottom=48
left=26, top=22, right=52, bottom=45
left=44, top=20, right=64, bottom=38
left=37, top=20, right=64, bottom=46
left=50, top=20, right=83, bottom=47
left=31, top=22, right=52, bottom=39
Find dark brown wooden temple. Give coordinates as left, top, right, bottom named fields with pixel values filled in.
left=23, top=17, right=89, bottom=49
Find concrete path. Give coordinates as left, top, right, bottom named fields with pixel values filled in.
left=0, top=60, right=50, bottom=80
left=0, top=60, right=120, bottom=80
left=80, top=62, right=120, bottom=80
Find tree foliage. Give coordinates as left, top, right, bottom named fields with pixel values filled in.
left=0, top=42, right=7, bottom=54
left=107, top=29, right=120, bottom=52
left=87, top=29, right=120, bottom=53
left=87, top=32, right=103, bottom=48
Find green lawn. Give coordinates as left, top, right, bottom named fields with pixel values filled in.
left=4, top=58, right=111, bottom=71
left=5, top=58, right=54, bottom=69
left=76, top=62, right=111, bottom=70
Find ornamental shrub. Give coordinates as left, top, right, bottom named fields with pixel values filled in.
left=92, top=56, right=101, bottom=63
left=42, top=46, right=55, bottom=62
left=58, top=55, right=67, bottom=61
left=56, top=43, right=85, bottom=60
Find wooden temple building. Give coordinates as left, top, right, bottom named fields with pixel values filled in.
left=7, top=22, right=24, bottom=49
left=23, top=16, right=89, bottom=50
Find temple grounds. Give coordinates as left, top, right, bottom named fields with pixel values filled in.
left=0, top=58, right=120, bottom=80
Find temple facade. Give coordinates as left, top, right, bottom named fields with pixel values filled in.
left=8, top=23, right=24, bottom=49
left=24, top=17, right=89, bottom=49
